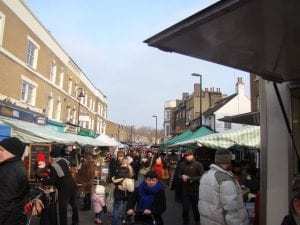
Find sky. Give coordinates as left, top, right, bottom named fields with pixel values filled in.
left=27, top=0, right=249, bottom=129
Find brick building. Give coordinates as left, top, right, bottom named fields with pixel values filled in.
left=106, top=120, right=132, bottom=143
left=0, top=0, right=107, bottom=134
left=170, top=84, right=223, bottom=135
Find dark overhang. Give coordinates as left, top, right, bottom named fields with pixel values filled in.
left=145, top=0, right=300, bottom=82
left=219, top=111, right=260, bottom=126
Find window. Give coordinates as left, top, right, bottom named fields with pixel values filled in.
left=224, top=122, right=232, bottom=130
left=66, top=106, right=71, bottom=122
left=89, top=98, right=92, bottom=110
left=50, top=62, right=57, bottom=83
left=72, top=109, right=77, bottom=124
left=54, top=99, right=62, bottom=121
left=20, top=77, right=37, bottom=106
left=68, top=79, right=72, bottom=95
left=46, top=96, right=54, bottom=119
left=59, top=68, right=64, bottom=88
left=26, top=37, right=39, bottom=69
left=0, top=12, right=5, bottom=46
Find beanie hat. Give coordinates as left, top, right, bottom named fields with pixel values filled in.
left=0, top=137, right=26, bottom=158
left=215, top=149, right=232, bottom=165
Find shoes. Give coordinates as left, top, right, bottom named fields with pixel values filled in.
left=94, top=218, right=102, bottom=224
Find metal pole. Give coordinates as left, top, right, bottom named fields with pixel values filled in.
left=200, top=75, right=202, bottom=127
left=155, top=116, right=158, bottom=145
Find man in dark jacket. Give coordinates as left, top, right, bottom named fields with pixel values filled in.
left=127, top=171, right=166, bottom=225
left=179, top=150, right=204, bottom=225
left=45, top=144, right=79, bottom=225
left=0, top=137, right=29, bottom=225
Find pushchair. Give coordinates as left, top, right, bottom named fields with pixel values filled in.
left=123, top=212, right=157, bottom=225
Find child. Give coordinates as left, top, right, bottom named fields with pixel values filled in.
left=91, top=177, right=106, bottom=224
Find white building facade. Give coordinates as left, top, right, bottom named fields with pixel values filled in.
left=203, top=77, right=251, bottom=132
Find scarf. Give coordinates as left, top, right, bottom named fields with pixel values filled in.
left=137, top=181, right=163, bottom=211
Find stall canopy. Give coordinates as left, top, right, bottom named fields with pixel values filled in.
left=145, top=0, right=300, bottom=82
left=162, top=130, right=193, bottom=148
left=170, top=127, right=214, bottom=147
left=0, top=116, right=108, bottom=146
left=197, top=126, right=260, bottom=150
left=96, top=134, right=125, bottom=148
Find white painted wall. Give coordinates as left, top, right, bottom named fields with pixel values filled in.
left=214, top=94, right=251, bottom=132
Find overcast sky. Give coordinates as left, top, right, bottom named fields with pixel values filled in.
left=27, top=0, right=249, bottom=129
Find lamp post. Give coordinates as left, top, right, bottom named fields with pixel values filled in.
left=191, top=73, right=202, bottom=127
left=152, top=115, right=158, bottom=145
left=77, top=88, right=85, bottom=127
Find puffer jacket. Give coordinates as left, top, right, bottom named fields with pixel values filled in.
left=198, top=164, right=249, bottom=225
left=0, top=157, right=29, bottom=225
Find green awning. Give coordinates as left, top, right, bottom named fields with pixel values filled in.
left=0, top=116, right=108, bottom=146
left=197, top=126, right=260, bottom=150
left=162, top=130, right=193, bottom=148
left=170, top=127, right=214, bottom=147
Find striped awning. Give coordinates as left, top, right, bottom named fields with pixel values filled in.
left=197, top=126, right=260, bottom=149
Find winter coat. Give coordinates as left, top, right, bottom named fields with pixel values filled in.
left=76, top=158, right=96, bottom=192
left=127, top=181, right=166, bottom=224
left=0, top=157, right=30, bottom=225
left=112, top=165, right=134, bottom=201
left=171, top=159, right=184, bottom=203
left=281, top=215, right=297, bottom=225
left=44, top=157, right=77, bottom=195
left=198, top=164, right=249, bottom=225
left=92, top=194, right=106, bottom=213
left=179, top=159, right=204, bottom=195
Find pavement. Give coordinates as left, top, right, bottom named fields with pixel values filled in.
left=31, top=187, right=185, bottom=225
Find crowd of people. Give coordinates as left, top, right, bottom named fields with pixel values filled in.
left=0, top=136, right=296, bottom=225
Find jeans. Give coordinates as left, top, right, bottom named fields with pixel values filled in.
left=112, top=200, right=127, bottom=225
left=182, top=193, right=200, bottom=225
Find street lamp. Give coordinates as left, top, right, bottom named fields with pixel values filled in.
left=152, top=115, right=158, bottom=145
left=191, top=73, right=202, bottom=127
left=77, top=88, right=85, bottom=127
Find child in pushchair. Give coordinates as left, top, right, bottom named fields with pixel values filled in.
left=126, top=171, right=166, bottom=225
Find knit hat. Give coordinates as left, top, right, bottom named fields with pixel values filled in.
left=0, top=137, right=26, bottom=158
left=215, top=149, right=232, bottom=165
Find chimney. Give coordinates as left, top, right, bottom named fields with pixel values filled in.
left=236, top=77, right=245, bottom=95
left=182, top=92, right=189, bottom=100
left=194, top=83, right=200, bottom=97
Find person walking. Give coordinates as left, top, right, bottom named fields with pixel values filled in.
left=111, top=158, right=135, bottom=225
left=179, top=150, right=204, bottom=225
left=76, top=152, right=96, bottom=210
left=198, top=149, right=249, bottom=225
left=0, top=137, right=32, bottom=225
left=127, top=171, right=167, bottom=225
left=45, top=144, right=79, bottom=225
